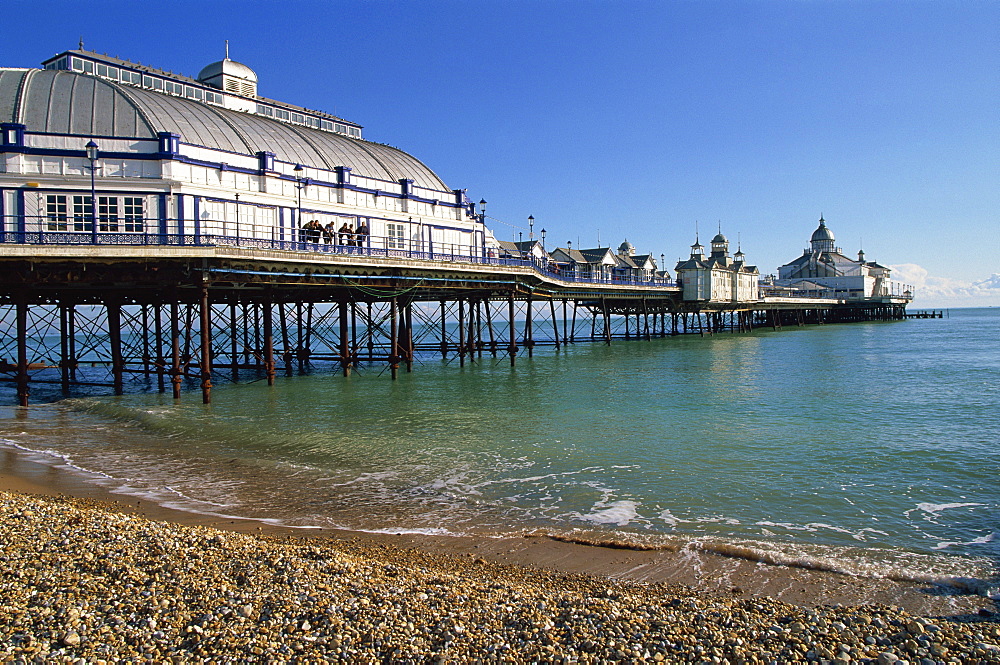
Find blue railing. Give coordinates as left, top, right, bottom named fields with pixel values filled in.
left=0, top=226, right=676, bottom=289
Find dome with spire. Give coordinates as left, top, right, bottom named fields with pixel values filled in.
left=809, top=216, right=837, bottom=253
left=810, top=217, right=835, bottom=243
left=618, top=239, right=636, bottom=256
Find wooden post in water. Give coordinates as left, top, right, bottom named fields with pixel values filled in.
left=170, top=300, right=182, bottom=399
left=485, top=300, right=497, bottom=356
left=15, top=296, right=29, bottom=407
left=141, top=304, right=152, bottom=378
left=508, top=295, right=517, bottom=367
left=439, top=299, right=448, bottom=359
left=153, top=302, right=165, bottom=392
left=198, top=283, right=212, bottom=404
left=405, top=300, right=414, bottom=372
left=107, top=298, right=125, bottom=396
left=279, top=303, right=292, bottom=377
left=570, top=300, right=577, bottom=343
left=263, top=296, right=276, bottom=387
left=339, top=298, right=351, bottom=377
left=59, top=300, right=71, bottom=395
left=525, top=294, right=534, bottom=358
left=229, top=299, right=240, bottom=383
left=389, top=297, right=399, bottom=380
left=458, top=298, right=466, bottom=367
left=550, top=299, right=561, bottom=349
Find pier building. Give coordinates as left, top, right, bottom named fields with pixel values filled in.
left=674, top=233, right=759, bottom=303
left=775, top=217, right=894, bottom=299
left=2, top=47, right=488, bottom=256
left=0, top=46, right=913, bottom=406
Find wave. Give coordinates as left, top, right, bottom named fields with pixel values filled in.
left=545, top=531, right=998, bottom=596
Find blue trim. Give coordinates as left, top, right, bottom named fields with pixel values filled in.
left=0, top=145, right=161, bottom=160
left=0, top=188, right=5, bottom=237
left=16, top=189, right=26, bottom=243
left=279, top=207, right=285, bottom=242
left=176, top=194, right=185, bottom=240
left=158, top=194, right=168, bottom=241
left=1, top=123, right=26, bottom=147
left=193, top=197, right=201, bottom=245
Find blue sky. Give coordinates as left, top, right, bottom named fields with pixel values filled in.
left=7, top=0, right=998, bottom=305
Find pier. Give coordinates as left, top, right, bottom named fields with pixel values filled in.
left=0, top=48, right=915, bottom=406
left=0, top=232, right=911, bottom=406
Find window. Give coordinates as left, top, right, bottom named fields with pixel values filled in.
left=97, top=64, right=108, bottom=77
left=257, top=104, right=273, bottom=117
left=152, top=78, right=163, bottom=91
left=275, top=108, right=290, bottom=120
left=386, top=223, right=406, bottom=249
left=334, top=123, right=347, bottom=134
left=348, top=127, right=361, bottom=138
left=291, top=113, right=304, bottom=124
left=83, top=60, right=94, bottom=74
left=143, top=75, right=154, bottom=88
left=72, top=195, right=93, bottom=232
left=72, top=58, right=84, bottom=71
left=123, top=197, right=144, bottom=232
left=107, top=67, right=119, bottom=80
left=45, top=195, right=68, bottom=231
left=98, top=196, right=119, bottom=232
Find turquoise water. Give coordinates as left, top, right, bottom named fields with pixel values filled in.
left=2, top=308, right=998, bottom=586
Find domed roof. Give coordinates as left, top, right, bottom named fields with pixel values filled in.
left=811, top=218, right=835, bottom=242
left=618, top=239, right=635, bottom=255
left=197, top=58, right=257, bottom=84
left=711, top=233, right=727, bottom=244
left=0, top=68, right=449, bottom=191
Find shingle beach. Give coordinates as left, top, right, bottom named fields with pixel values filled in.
left=2, top=490, right=999, bottom=663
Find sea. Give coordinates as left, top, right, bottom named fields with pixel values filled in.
left=1, top=307, right=997, bottom=593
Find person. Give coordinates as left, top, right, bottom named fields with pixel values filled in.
left=354, top=221, right=369, bottom=248
left=300, top=220, right=312, bottom=245
left=323, top=221, right=336, bottom=244
left=338, top=222, right=352, bottom=246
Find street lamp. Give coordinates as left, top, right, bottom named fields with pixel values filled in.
left=528, top=215, right=534, bottom=240
left=294, top=164, right=306, bottom=242
left=540, top=228, right=546, bottom=251
left=661, top=253, right=665, bottom=281
left=85, top=140, right=99, bottom=244
left=478, top=199, right=487, bottom=258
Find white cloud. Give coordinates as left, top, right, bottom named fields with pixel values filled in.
left=890, top=264, right=1000, bottom=308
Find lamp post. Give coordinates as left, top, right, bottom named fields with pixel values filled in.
left=528, top=215, right=534, bottom=240
left=294, top=164, right=306, bottom=241
left=540, top=228, right=546, bottom=251
left=85, top=140, right=99, bottom=244
left=478, top=199, right=487, bottom=258
left=661, top=253, right=665, bottom=282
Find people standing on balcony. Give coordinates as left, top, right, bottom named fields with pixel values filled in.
left=338, top=222, right=353, bottom=246
left=355, top=221, right=369, bottom=248
left=323, top=221, right=336, bottom=244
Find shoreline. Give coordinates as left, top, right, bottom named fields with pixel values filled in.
left=4, top=490, right=1000, bottom=662
left=1, top=449, right=996, bottom=619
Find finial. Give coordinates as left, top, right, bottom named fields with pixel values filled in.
left=79, top=36, right=84, bottom=50
left=225, top=40, right=230, bottom=59
left=695, top=220, right=699, bottom=243
left=819, top=213, right=825, bottom=224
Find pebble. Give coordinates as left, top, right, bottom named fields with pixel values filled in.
left=2, top=490, right=999, bottom=662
